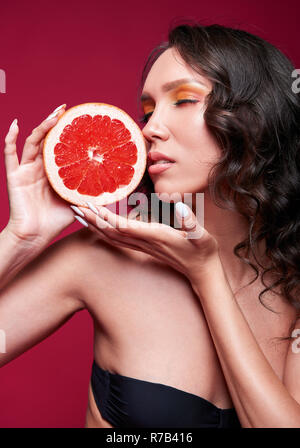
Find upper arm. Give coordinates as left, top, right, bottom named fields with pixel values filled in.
left=282, top=324, right=300, bottom=404
left=0, top=230, right=86, bottom=367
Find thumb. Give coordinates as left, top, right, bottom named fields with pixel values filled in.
left=175, top=202, right=204, bottom=240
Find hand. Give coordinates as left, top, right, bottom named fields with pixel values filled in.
left=75, top=201, right=219, bottom=282
left=3, top=105, right=75, bottom=249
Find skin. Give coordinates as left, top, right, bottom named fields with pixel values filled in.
left=0, top=49, right=298, bottom=428
left=140, top=48, right=267, bottom=293
left=79, top=48, right=299, bottom=426
left=141, top=48, right=221, bottom=198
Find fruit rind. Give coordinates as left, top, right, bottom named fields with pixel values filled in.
left=43, top=103, right=147, bottom=206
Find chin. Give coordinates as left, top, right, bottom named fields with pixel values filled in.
left=152, top=186, right=183, bottom=203
left=153, top=183, right=208, bottom=203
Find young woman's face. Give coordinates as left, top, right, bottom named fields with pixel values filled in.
left=140, top=47, right=222, bottom=201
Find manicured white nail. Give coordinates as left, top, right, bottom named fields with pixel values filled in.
left=46, top=110, right=59, bottom=121
left=86, top=201, right=99, bottom=215
left=46, top=104, right=65, bottom=120
left=53, top=104, right=66, bottom=113
left=9, top=118, right=18, bottom=130
left=74, top=215, right=88, bottom=227
left=175, top=202, right=189, bottom=218
left=70, top=205, right=85, bottom=217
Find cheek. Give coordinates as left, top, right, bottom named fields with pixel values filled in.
left=179, top=115, right=222, bottom=165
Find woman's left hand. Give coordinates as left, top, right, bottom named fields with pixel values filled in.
left=75, top=201, right=219, bottom=282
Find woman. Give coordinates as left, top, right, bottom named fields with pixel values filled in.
left=1, top=23, right=300, bottom=428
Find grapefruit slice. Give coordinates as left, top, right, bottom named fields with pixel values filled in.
left=43, top=103, right=147, bottom=206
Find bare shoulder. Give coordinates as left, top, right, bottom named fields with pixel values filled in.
left=69, top=226, right=139, bottom=264
left=64, top=227, right=146, bottom=302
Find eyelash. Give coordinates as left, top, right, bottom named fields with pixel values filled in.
left=138, top=99, right=199, bottom=124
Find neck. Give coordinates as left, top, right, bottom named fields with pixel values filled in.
left=192, top=189, right=267, bottom=294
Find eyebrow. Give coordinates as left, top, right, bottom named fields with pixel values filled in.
left=140, top=78, right=207, bottom=102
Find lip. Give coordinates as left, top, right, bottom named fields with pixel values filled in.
left=147, top=151, right=176, bottom=165
left=148, top=162, right=175, bottom=175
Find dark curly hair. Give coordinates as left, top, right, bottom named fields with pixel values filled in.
left=131, top=20, right=300, bottom=339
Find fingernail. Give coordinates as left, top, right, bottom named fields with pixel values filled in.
left=74, top=215, right=88, bottom=227
left=46, top=110, right=59, bottom=121
left=46, top=104, right=66, bottom=121
left=9, top=118, right=18, bottom=130
left=86, top=201, right=99, bottom=215
left=175, top=202, right=189, bottom=218
left=53, top=104, right=66, bottom=113
left=70, top=205, right=85, bottom=217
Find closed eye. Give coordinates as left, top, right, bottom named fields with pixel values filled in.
left=138, top=99, right=199, bottom=124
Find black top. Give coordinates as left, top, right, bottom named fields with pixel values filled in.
left=91, top=360, right=241, bottom=428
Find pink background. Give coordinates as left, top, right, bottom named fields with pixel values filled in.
left=0, top=0, right=299, bottom=428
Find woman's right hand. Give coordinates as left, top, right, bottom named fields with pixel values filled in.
left=3, top=104, right=77, bottom=249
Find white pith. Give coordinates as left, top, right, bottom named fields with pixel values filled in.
left=88, top=148, right=104, bottom=163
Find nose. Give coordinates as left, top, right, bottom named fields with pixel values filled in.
left=141, top=110, right=169, bottom=145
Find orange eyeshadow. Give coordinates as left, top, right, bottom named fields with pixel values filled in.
left=141, top=83, right=207, bottom=113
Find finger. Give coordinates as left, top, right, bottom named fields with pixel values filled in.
left=4, top=119, right=20, bottom=174
left=36, top=137, right=45, bottom=161
left=85, top=216, right=155, bottom=254
left=97, top=218, right=155, bottom=250
left=80, top=206, right=157, bottom=250
left=20, top=104, right=66, bottom=165
left=78, top=204, right=128, bottom=231
left=82, top=203, right=185, bottom=246
left=85, top=203, right=163, bottom=240
left=175, top=202, right=204, bottom=240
